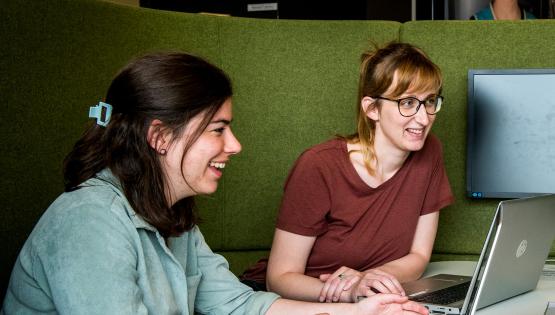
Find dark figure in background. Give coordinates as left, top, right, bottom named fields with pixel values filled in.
left=471, top=0, right=536, bottom=20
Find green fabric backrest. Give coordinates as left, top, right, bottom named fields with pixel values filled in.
left=199, top=17, right=401, bottom=250
left=0, top=0, right=401, bottom=294
left=0, top=0, right=222, bottom=296
left=2, top=0, right=555, bottom=300
left=401, top=20, right=555, bottom=257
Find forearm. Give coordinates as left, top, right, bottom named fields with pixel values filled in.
left=267, top=272, right=326, bottom=302
left=266, top=298, right=353, bottom=315
left=373, top=212, right=438, bottom=283
left=372, top=253, right=429, bottom=282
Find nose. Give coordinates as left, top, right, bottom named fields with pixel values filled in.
left=414, top=104, right=430, bottom=125
left=225, top=130, right=242, bottom=155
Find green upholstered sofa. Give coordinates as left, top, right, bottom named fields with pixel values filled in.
left=2, top=0, right=555, bottom=300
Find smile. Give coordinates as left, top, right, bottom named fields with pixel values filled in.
left=209, top=161, right=226, bottom=169
left=406, top=128, right=424, bottom=135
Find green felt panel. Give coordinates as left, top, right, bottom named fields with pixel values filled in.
left=431, top=253, right=480, bottom=262
left=3, top=0, right=554, bottom=301
left=0, top=0, right=222, bottom=298
left=401, top=20, right=555, bottom=256
left=222, top=252, right=554, bottom=277
left=198, top=17, right=401, bottom=251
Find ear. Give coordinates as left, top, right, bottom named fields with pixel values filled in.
left=147, top=119, right=170, bottom=154
left=361, top=96, right=380, bottom=122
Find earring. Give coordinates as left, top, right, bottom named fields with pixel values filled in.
left=159, top=149, right=167, bottom=155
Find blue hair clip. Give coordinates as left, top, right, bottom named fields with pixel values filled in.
left=88, top=101, right=113, bottom=127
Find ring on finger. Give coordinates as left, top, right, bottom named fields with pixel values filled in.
left=338, top=273, right=345, bottom=280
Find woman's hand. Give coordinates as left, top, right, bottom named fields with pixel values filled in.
left=319, top=266, right=363, bottom=302
left=319, top=267, right=405, bottom=303
left=356, top=269, right=405, bottom=297
left=354, top=294, right=428, bottom=315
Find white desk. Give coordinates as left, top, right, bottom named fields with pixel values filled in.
left=422, top=261, right=555, bottom=315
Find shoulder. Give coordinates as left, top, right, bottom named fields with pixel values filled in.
left=288, top=138, right=347, bottom=176
left=420, top=133, right=443, bottom=154
left=27, top=178, right=137, bottom=256
left=298, top=138, right=345, bottom=161
left=51, top=178, right=132, bottom=226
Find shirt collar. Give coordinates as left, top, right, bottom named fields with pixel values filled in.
left=95, top=168, right=158, bottom=232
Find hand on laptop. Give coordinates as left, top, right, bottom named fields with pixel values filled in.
left=319, top=267, right=405, bottom=303
left=355, top=293, right=429, bottom=315
left=358, top=269, right=405, bottom=296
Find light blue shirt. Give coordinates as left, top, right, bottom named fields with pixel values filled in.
left=2, top=169, right=279, bottom=314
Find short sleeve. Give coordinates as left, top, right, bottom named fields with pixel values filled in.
left=276, top=149, right=332, bottom=236
left=421, top=137, right=455, bottom=215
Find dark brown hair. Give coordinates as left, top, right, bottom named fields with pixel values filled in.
left=63, top=52, right=232, bottom=237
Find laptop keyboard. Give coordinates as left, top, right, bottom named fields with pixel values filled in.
left=411, top=281, right=470, bottom=305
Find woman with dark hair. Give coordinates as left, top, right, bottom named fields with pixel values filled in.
left=2, top=52, right=428, bottom=315
left=241, top=42, right=454, bottom=303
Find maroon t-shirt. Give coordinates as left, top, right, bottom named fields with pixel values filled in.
left=241, top=134, right=454, bottom=282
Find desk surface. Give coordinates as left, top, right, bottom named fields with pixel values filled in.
left=423, top=261, right=555, bottom=315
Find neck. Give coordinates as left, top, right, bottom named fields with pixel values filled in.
left=347, top=139, right=409, bottom=188
left=492, top=0, right=522, bottom=20
left=373, top=141, right=410, bottom=180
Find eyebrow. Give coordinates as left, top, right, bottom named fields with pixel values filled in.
left=209, top=119, right=232, bottom=125
left=400, top=93, right=437, bottom=99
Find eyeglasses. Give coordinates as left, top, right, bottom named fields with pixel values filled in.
left=373, top=95, right=443, bottom=117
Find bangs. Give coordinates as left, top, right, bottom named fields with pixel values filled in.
left=388, top=59, right=443, bottom=97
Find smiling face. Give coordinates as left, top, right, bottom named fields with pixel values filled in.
left=365, top=74, right=438, bottom=157
left=161, top=99, right=241, bottom=204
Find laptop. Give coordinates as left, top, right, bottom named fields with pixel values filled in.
left=403, top=194, right=555, bottom=315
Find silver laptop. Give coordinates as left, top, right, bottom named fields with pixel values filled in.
left=403, top=194, right=555, bottom=315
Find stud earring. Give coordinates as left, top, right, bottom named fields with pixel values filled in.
left=159, top=149, right=167, bottom=155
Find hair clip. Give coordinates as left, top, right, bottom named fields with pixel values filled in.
left=88, top=101, right=113, bottom=127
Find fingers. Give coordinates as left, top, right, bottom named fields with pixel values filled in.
left=319, top=273, right=339, bottom=302
left=401, top=301, right=429, bottom=315
left=357, top=293, right=427, bottom=315
left=363, top=269, right=405, bottom=296
left=321, top=273, right=349, bottom=302
left=341, top=273, right=359, bottom=291
left=319, top=266, right=360, bottom=302
left=365, top=293, right=408, bottom=305
left=319, top=274, right=331, bottom=281
left=332, top=273, right=362, bottom=302
left=354, top=284, right=377, bottom=300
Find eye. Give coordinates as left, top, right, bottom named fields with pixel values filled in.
left=213, top=127, right=225, bottom=134
left=425, top=97, right=437, bottom=107
left=399, top=98, right=418, bottom=108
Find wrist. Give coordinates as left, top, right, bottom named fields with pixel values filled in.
left=339, top=290, right=353, bottom=303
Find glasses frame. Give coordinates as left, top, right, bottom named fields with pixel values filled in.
left=373, top=95, right=443, bottom=117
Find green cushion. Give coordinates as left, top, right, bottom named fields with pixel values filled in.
left=401, top=20, right=555, bottom=256
left=2, top=0, right=555, bottom=301
left=199, top=17, right=401, bottom=250
left=1, top=0, right=221, bottom=296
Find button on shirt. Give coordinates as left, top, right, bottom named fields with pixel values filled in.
left=2, top=169, right=279, bottom=314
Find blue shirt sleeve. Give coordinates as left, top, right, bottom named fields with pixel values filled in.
left=3, top=188, right=149, bottom=315
left=191, top=226, right=280, bottom=315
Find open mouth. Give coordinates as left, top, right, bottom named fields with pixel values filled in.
left=209, top=161, right=226, bottom=169
left=406, top=128, right=424, bottom=135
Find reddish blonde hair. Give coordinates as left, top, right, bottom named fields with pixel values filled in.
left=342, top=42, right=442, bottom=175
